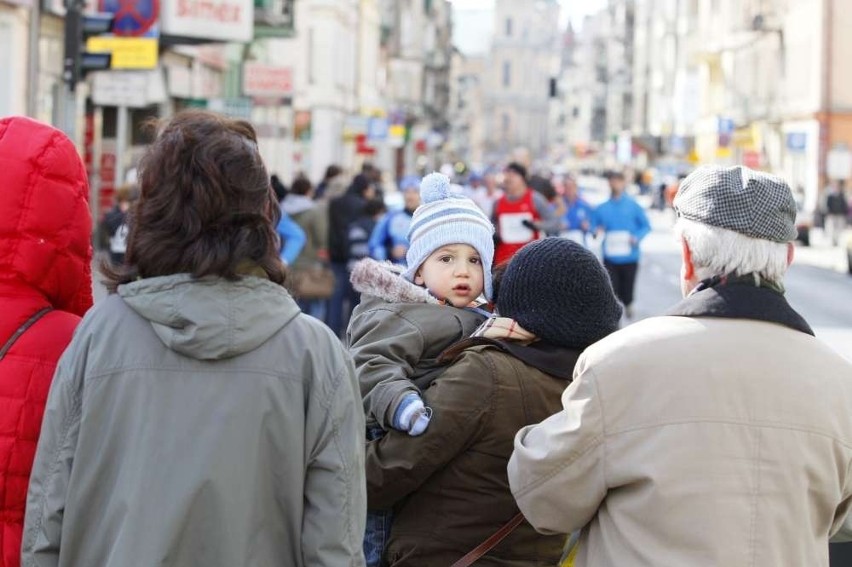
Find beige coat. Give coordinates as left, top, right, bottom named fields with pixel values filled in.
left=509, top=315, right=852, bottom=567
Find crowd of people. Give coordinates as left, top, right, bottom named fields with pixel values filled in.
left=260, top=157, right=654, bottom=335
left=1, top=110, right=851, bottom=567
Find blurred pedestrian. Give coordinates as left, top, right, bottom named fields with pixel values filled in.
left=348, top=172, right=494, bottom=566
left=365, top=238, right=621, bottom=566
left=348, top=198, right=386, bottom=271
left=492, top=162, right=560, bottom=266
left=102, top=182, right=139, bottom=265
left=276, top=210, right=306, bottom=267
left=822, top=181, right=849, bottom=246
left=0, top=116, right=93, bottom=567
left=560, top=174, right=595, bottom=247
left=593, top=171, right=651, bottom=319
left=470, top=170, right=503, bottom=218
left=282, top=175, right=330, bottom=319
left=368, top=175, right=420, bottom=265
left=509, top=165, right=852, bottom=566
left=22, top=110, right=366, bottom=567
left=270, top=173, right=288, bottom=203
left=362, top=162, right=386, bottom=198
left=328, top=174, right=375, bottom=337
left=314, top=164, right=342, bottom=201
left=530, top=173, right=565, bottom=235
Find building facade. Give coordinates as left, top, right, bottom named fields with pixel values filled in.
left=568, top=0, right=852, bottom=211
left=483, top=0, right=561, bottom=165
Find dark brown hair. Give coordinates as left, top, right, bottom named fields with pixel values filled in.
left=290, top=174, right=312, bottom=196
left=102, top=110, right=285, bottom=292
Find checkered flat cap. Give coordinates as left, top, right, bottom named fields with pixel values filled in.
left=674, top=165, right=797, bottom=242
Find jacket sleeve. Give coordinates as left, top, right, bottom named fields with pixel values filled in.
left=365, top=350, right=495, bottom=509
left=367, top=214, right=391, bottom=261
left=507, top=362, right=607, bottom=535
left=348, top=307, right=425, bottom=428
left=277, top=213, right=307, bottom=265
left=22, top=349, right=83, bottom=567
left=531, top=191, right=562, bottom=234
left=302, top=346, right=367, bottom=566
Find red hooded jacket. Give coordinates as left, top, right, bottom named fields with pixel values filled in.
left=0, top=117, right=92, bottom=567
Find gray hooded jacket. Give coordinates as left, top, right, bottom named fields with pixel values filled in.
left=22, top=274, right=366, bottom=567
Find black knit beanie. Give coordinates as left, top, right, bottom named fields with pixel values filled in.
left=498, top=238, right=623, bottom=349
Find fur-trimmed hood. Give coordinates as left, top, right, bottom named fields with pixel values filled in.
left=350, top=258, right=439, bottom=305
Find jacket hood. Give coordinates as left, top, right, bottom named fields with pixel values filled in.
left=0, top=116, right=93, bottom=316
left=119, top=274, right=301, bottom=360
left=281, top=194, right=315, bottom=216
left=350, top=258, right=438, bottom=305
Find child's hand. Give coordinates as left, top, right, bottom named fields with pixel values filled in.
left=393, top=393, right=433, bottom=436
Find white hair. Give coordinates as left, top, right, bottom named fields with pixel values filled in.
left=674, top=218, right=790, bottom=284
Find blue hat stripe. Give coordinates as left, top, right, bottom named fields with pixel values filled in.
left=408, top=207, right=491, bottom=240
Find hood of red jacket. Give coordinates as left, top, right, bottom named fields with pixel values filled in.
left=0, top=116, right=93, bottom=317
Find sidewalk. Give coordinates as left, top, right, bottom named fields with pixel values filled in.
left=793, top=228, right=850, bottom=274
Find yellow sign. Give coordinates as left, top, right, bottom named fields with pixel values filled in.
left=86, top=37, right=159, bottom=70
left=715, top=146, right=733, bottom=159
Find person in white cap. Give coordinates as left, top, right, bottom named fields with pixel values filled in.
left=508, top=165, right=852, bottom=566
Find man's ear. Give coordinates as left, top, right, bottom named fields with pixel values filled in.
left=681, top=237, right=694, bottom=280
left=786, top=242, right=795, bottom=267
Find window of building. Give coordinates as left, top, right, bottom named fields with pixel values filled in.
left=502, top=61, right=511, bottom=87
left=502, top=113, right=510, bottom=135
left=505, top=17, right=512, bottom=36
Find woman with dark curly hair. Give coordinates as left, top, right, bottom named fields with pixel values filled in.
left=22, top=111, right=366, bottom=567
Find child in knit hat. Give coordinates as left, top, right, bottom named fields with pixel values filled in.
left=348, top=172, right=494, bottom=434
left=347, top=172, right=494, bottom=566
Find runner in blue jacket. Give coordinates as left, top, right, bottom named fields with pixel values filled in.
left=593, top=171, right=651, bottom=318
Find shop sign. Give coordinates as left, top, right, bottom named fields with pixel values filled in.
left=786, top=132, right=807, bottom=152
left=243, top=63, right=292, bottom=97
left=160, top=0, right=253, bottom=42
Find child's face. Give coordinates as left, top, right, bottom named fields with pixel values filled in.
left=414, top=244, right=484, bottom=307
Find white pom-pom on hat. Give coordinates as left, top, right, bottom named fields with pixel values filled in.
left=420, top=172, right=451, bottom=204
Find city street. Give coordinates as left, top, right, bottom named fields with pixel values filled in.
left=632, top=210, right=852, bottom=363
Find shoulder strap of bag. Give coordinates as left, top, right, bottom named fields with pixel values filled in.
left=0, top=307, right=53, bottom=361
left=449, top=512, right=526, bottom=567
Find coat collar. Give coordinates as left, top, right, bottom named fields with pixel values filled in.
left=350, top=258, right=439, bottom=305
left=441, top=337, right=579, bottom=381
left=666, top=273, right=814, bottom=336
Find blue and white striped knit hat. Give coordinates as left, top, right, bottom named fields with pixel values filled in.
left=402, top=172, right=495, bottom=300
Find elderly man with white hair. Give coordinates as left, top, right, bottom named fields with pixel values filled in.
left=508, top=165, right=852, bottom=567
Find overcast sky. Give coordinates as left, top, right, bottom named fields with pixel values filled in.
left=451, top=0, right=607, bottom=55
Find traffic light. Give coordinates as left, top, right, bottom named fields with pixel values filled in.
left=63, top=1, right=115, bottom=91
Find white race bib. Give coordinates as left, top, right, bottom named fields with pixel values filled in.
left=604, top=230, right=632, bottom=257
left=109, top=223, right=129, bottom=254
left=560, top=230, right=586, bottom=247
left=499, top=212, right=535, bottom=244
